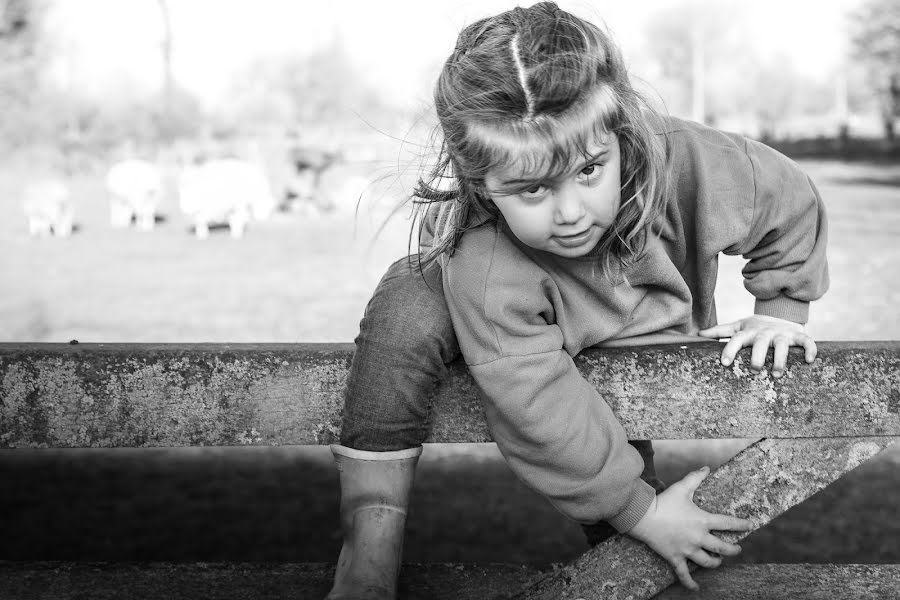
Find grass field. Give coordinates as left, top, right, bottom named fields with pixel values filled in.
left=1, top=157, right=899, bottom=566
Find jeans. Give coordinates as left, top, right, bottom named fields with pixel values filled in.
left=340, top=255, right=665, bottom=541
left=341, top=256, right=458, bottom=451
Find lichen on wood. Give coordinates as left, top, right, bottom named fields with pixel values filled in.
left=1, top=342, right=899, bottom=448
left=512, top=436, right=898, bottom=600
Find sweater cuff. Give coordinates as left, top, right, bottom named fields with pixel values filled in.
left=607, top=478, right=657, bottom=533
left=754, top=296, right=809, bottom=324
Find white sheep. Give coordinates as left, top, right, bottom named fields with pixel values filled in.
left=177, top=158, right=276, bottom=239
left=22, top=179, right=74, bottom=237
left=105, top=159, right=163, bottom=231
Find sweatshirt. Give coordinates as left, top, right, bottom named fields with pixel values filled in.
left=440, top=117, right=829, bottom=531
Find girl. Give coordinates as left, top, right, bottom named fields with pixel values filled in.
left=326, top=3, right=828, bottom=598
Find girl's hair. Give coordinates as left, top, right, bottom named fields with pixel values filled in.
left=414, top=1, right=670, bottom=275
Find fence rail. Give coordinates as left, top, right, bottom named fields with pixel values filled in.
left=1, top=342, right=898, bottom=599
left=2, top=342, right=899, bottom=447
left=2, top=562, right=899, bottom=600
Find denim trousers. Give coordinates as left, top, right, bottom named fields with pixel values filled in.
left=340, top=256, right=666, bottom=542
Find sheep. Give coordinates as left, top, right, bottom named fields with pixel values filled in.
left=177, top=158, right=276, bottom=239
left=22, top=178, right=74, bottom=237
left=105, top=159, right=163, bottom=231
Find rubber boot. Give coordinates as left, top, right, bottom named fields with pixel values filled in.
left=325, top=445, right=422, bottom=600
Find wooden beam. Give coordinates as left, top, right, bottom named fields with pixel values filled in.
left=0, top=561, right=547, bottom=600
left=2, top=562, right=897, bottom=600
left=513, top=436, right=897, bottom=600
left=656, top=563, right=900, bottom=599
left=1, top=342, right=899, bottom=448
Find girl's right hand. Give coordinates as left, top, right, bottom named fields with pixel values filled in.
left=626, top=466, right=753, bottom=590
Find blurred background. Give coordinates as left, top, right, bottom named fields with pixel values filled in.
left=1, top=0, right=899, bottom=570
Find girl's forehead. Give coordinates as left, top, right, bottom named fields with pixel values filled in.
left=487, top=130, right=617, bottom=182
left=466, top=85, right=619, bottom=181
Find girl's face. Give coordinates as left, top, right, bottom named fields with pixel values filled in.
left=484, top=133, right=621, bottom=258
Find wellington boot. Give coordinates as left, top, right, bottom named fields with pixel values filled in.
left=325, top=445, right=422, bottom=600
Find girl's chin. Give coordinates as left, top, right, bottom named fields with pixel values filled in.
left=550, top=226, right=602, bottom=256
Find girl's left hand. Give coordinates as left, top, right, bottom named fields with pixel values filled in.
left=698, top=315, right=817, bottom=378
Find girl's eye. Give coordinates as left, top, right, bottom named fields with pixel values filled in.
left=520, top=184, right=548, bottom=199
left=580, top=163, right=606, bottom=176
left=577, top=163, right=605, bottom=184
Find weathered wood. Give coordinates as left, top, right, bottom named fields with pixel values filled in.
left=1, top=342, right=898, bottom=448
left=655, top=564, right=900, bottom=599
left=513, top=436, right=898, bottom=600
left=2, top=562, right=897, bottom=600
left=0, top=561, right=548, bottom=600
left=2, top=343, right=899, bottom=599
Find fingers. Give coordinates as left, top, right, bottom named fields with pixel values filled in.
left=771, top=335, right=790, bottom=377
left=720, top=330, right=818, bottom=374
left=689, top=549, right=723, bottom=569
left=749, top=333, right=774, bottom=371
left=803, top=337, right=818, bottom=363
left=773, top=332, right=817, bottom=374
left=698, top=321, right=739, bottom=339
left=675, top=465, right=710, bottom=495
left=719, top=333, right=748, bottom=366
left=672, top=559, right=698, bottom=591
left=672, top=522, right=748, bottom=590
left=702, top=533, right=743, bottom=557
left=707, top=513, right=755, bottom=533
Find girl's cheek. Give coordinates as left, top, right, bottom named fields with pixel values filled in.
left=604, top=193, right=622, bottom=221
left=521, top=208, right=553, bottom=243
left=518, top=211, right=546, bottom=239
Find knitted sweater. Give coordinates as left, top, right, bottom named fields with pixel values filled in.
left=441, top=117, right=829, bottom=531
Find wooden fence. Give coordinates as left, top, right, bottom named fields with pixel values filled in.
left=1, top=342, right=898, bottom=599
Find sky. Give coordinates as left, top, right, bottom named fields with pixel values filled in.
left=45, top=0, right=863, bottom=110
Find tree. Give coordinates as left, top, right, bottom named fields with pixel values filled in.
left=850, top=0, right=900, bottom=139
left=0, top=0, right=51, bottom=149
left=643, top=0, right=743, bottom=124
left=222, top=34, right=397, bottom=137
left=156, top=0, right=174, bottom=141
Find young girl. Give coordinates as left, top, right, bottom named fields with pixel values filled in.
left=326, top=3, right=828, bottom=598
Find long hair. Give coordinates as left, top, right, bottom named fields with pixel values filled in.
left=414, top=1, right=670, bottom=275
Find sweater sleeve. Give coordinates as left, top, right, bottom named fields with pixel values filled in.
left=736, top=138, right=829, bottom=323
left=668, top=120, right=830, bottom=326
left=443, top=228, right=655, bottom=529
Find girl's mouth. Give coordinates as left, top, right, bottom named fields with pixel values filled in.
left=554, top=226, right=595, bottom=248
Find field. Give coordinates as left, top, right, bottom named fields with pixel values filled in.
left=1, top=157, right=899, bottom=566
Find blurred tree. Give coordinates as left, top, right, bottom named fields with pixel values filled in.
left=223, top=34, right=398, bottom=139
left=850, top=0, right=900, bottom=139
left=0, top=0, right=40, bottom=88
left=643, top=0, right=742, bottom=124
left=0, top=0, right=204, bottom=165
left=0, top=0, right=53, bottom=150
left=0, top=0, right=29, bottom=40
left=643, top=0, right=842, bottom=139
left=156, top=0, right=175, bottom=142
left=749, top=54, right=802, bottom=140
left=280, top=35, right=395, bottom=128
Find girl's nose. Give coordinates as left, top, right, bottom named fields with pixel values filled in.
left=553, top=188, right=586, bottom=224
